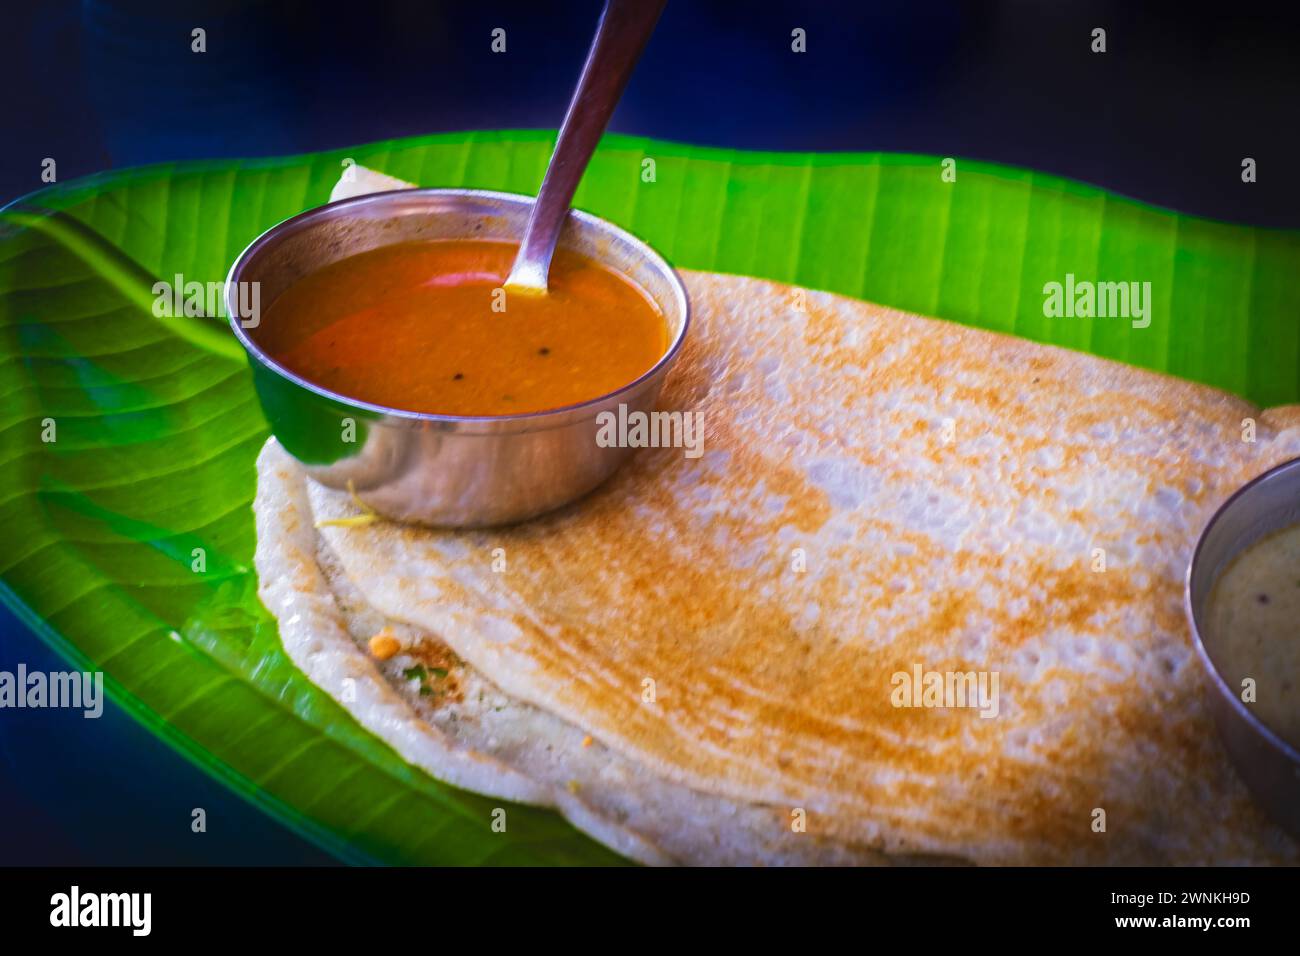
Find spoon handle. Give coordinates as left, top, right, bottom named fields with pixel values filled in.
left=507, top=0, right=667, bottom=291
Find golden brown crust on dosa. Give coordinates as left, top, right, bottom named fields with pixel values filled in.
left=310, top=271, right=1300, bottom=864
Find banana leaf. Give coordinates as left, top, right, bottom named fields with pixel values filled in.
left=1, top=130, right=1297, bottom=865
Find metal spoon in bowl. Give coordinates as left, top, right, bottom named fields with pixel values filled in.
left=505, top=0, right=667, bottom=295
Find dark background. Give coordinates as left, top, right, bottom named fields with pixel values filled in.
left=2, top=0, right=1298, bottom=865
left=6, top=0, right=1300, bottom=224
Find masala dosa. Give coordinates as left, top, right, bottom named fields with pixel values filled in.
left=254, top=166, right=1300, bottom=864
left=256, top=440, right=925, bottom=865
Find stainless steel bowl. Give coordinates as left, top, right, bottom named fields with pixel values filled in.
left=1186, top=456, right=1300, bottom=838
left=226, top=189, right=690, bottom=527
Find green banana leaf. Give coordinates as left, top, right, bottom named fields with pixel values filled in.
left=2, top=130, right=1297, bottom=865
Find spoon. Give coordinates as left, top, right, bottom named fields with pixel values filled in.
left=505, top=0, right=667, bottom=295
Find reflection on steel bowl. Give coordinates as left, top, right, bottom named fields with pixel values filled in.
left=1187, top=456, right=1300, bottom=838
left=226, top=189, right=690, bottom=527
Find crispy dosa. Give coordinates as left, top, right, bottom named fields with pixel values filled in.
left=256, top=440, right=920, bottom=865
left=254, top=167, right=1300, bottom=864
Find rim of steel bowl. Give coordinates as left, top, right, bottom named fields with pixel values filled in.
left=225, top=187, right=691, bottom=429
left=1184, top=454, right=1300, bottom=767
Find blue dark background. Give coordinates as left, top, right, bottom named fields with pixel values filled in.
left=3, top=0, right=1299, bottom=865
